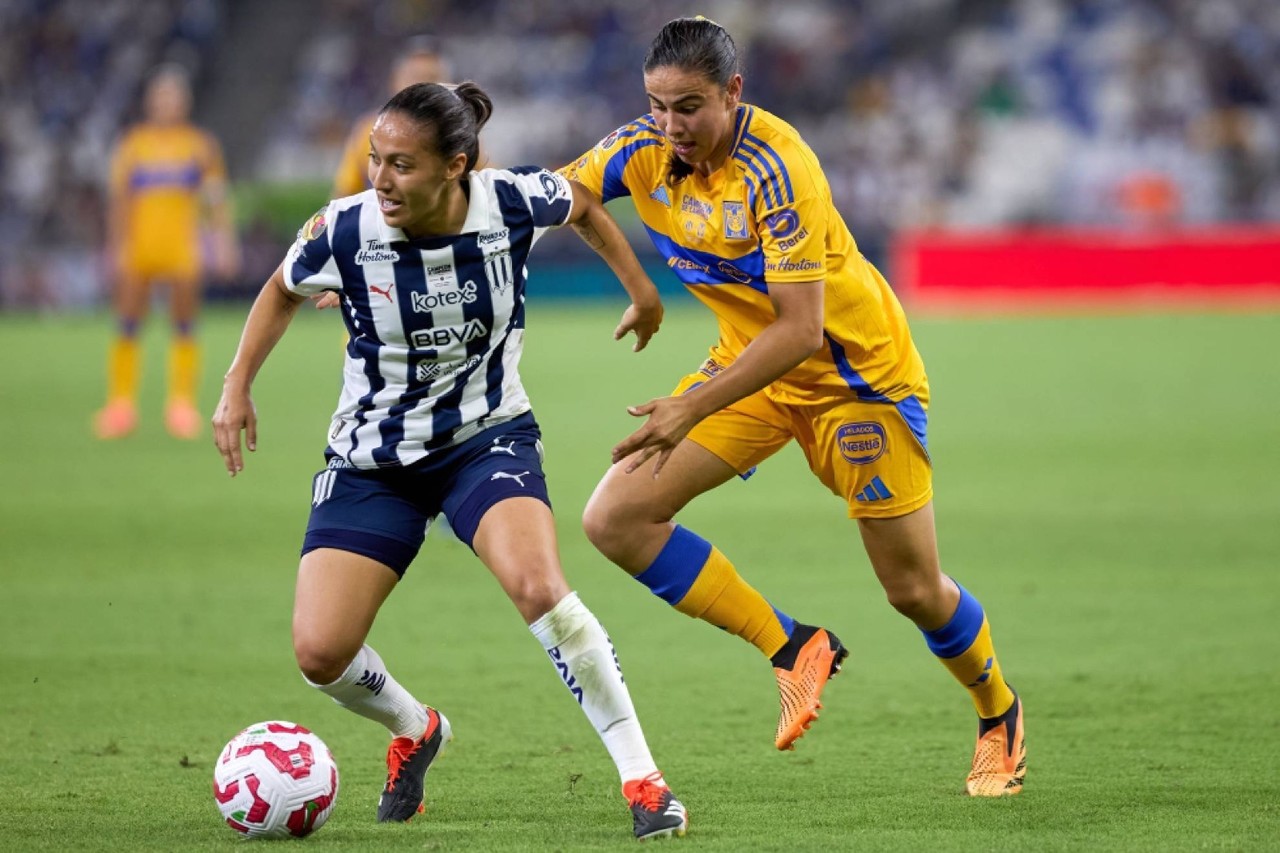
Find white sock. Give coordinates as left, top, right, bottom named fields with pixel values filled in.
left=529, top=592, right=661, bottom=785
left=306, top=644, right=428, bottom=739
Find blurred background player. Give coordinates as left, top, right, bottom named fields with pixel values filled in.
left=331, top=35, right=450, bottom=198
left=94, top=63, right=239, bottom=440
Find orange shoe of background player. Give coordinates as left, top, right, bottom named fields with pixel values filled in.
left=164, top=399, right=202, bottom=440
left=770, top=624, right=848, bottom=750
left=93, top=399, right=138, bottom=440
left=966, top=693, right=1026, bottom=796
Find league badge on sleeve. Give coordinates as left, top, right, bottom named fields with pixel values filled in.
left=301, top=209, right=328, bottom=242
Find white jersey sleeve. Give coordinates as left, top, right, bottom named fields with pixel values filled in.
left=282, top=204, right=342, bottom=295
left=502, top=167, right=574, bottom=230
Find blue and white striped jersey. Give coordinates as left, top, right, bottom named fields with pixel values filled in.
left=283, top=167, right=574, bottom=468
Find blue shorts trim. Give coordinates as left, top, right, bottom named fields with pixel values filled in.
left=302, top=413, right=550, bottom=573
left=302, top=529, right=420, bottom=576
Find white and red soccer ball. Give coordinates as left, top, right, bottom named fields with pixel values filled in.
left=213, top=721, right=339, bottom=839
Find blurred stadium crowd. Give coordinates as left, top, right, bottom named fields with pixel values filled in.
left=2, top=0, right=1277, bottom=308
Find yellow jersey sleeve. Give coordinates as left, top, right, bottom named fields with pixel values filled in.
left=751, top=141, right=828, bottom=284
left=560, top=116, right=664, bottom=202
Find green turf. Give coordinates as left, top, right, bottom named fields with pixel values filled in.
left=1, top=304, right=1278, bottom=850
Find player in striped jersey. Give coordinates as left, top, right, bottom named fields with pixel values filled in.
left=565, top=18, right=1025, bottom=796
left=212, top=82, right=686, bottom=839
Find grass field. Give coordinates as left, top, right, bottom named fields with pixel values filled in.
left=1, top=303, right=1278, bottom=851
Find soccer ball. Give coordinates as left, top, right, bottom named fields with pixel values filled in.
left=213, top=721, right=340, bottom=839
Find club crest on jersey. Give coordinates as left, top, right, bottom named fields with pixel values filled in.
left=301, top=209, right=327, bottom=241
left=649, top=185, right=671, bottom=207
left=837, top=422, right=886, bottom=465
left=485, top=251, right=515, bottom=296
left=723, top=201, right=749, bottom=239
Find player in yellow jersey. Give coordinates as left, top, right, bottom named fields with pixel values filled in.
left=564, top=17, right=1025, bottom=796
left=332, top=36, right=450, bottom=198
left=95, top=64, right=239, bottom=440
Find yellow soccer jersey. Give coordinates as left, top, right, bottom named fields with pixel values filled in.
left=562, top=104, right=927, bottom=408
left=110, top=122, right=226, bottom=268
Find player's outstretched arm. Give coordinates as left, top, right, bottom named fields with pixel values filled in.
left=612, top=281, right=825, bottom=476
left=212, top=266, right=307, bottom=476
left=565, top=180, right=663, bottom=351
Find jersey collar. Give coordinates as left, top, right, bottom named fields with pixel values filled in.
left=727, top=104, right=753, bottom=167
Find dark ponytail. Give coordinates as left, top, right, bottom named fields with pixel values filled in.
left=644, top=17, right=741, bottom=186
left=380, top=80, right=492, bottom=174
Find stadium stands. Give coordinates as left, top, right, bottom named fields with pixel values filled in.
left=2, top=0, right=1276, bottom=308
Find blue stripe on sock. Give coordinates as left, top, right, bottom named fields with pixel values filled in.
left=922, top=582, right=985, bottom=658
left=633, top=525, right=713, bottom=606
left=770, top=604, right=795, bottom=639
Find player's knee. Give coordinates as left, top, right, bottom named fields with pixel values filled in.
left=293, top=639, right=355, bottom=686
left=510, top=575, right=572, bottom=624
left=582, top=492, right=625, bottom=556
left=882, top=577, right=936, bottom=622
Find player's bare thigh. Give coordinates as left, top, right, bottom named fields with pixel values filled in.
left=583, top=439, right=740, bottom=572
left=471, top=497, right=571, bottom=625
left=292, top=548, right=399, bottom=683
left=168, top=272, right=203, bottom=327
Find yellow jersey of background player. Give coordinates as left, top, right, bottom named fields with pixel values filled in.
left=109, top=120, right=227, bottom=280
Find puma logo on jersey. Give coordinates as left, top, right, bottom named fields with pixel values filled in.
left=368, top=282, right=395, bottom=302
left=490, top=470, right=530, bottom=487
left=489, top=439, right=517, bottom=456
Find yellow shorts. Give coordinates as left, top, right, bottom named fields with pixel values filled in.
left=674, top=359, right=933, bottom=519
left=121, top=242, right=200, bottom=282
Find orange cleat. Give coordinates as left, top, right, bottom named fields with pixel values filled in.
left=93, top=399, right=138, bottom=439
left=771, top=624, right=848, bottom=750
left=164, top=399, right=202, bottom=440
left=966, top=693, right=1026, bottom=796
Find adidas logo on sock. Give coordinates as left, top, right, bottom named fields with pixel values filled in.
left=854, top=476, right=893, bottom=503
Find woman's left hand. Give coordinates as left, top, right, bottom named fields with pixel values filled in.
left=312, top=291, right=341, bottom=310
left=614, top=298, right=663, bottom=352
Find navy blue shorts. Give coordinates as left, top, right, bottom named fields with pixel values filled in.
left=301, top=413, right=550, bottom=576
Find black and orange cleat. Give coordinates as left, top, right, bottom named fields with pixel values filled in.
left=623, top=772, right=688, bottom=841
left=377, top=706, right=452, bottom=822
left=770, top=624, right=848, bottom=750
left=966, top=692, right=1025, bottom=796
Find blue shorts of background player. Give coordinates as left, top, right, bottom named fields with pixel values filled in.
left=303, top=413, right=550, bottom=575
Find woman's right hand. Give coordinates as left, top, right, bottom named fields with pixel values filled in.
left=211, top=382, right=257, bottom=476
